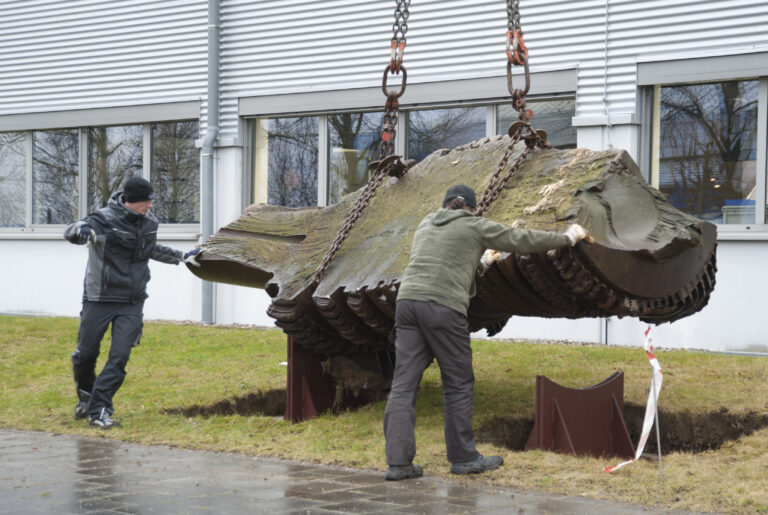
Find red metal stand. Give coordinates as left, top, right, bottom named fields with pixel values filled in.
left=284, top=336, right=337, bottom=423
left=525, top=371, right=635, bottom=459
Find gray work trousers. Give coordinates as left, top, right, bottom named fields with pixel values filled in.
left=71, top=300, right=144, bottom=416
left=384, top=299, right=480, bottom=465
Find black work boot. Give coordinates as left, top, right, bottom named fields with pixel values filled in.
left=450, top=455, right=503, bottom=475
left=385, top=464, right=423, bottom=481
left=74, top=389, right=92, bottom=420
left=88, top=408, right=121, bottom=430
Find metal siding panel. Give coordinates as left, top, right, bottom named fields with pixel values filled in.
left=0, top=0, right=207, bottom=119
left=583, top=0, right=768, bottom=120
left=219, top=0, right=585, bottom=137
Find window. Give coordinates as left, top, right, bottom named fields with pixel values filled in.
left=248, top=98, right=575, bottom=208
left=0, top=121, right=199, bottom=229
left=255, top=117, right=319, bottom=208
left=151, top=121, right=200, bottom=223
left=651, top=80, right=761, bottom=225
left=407, top=107, right=486, bottom=162
left=497, top=98, right=576, bottom=149
left=327, top=112, right=383, bottom=205
left=89, top=125, right=143, bottom=211
left=0, top=132, right=26, bottom=227
left=33, top=130, right=79, bottom=225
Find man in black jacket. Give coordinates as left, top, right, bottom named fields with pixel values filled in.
left=64, top=177, right=202, bottom=429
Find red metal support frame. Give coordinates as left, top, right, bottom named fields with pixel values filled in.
left=525, top=371, right=635, bottom=459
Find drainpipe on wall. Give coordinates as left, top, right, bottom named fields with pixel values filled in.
left=201, top=0, right=220, bottom=324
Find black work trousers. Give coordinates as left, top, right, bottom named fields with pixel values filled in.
left=383, top=299, right=480, bottom=465
left=71, top=300, right=144, bottom=416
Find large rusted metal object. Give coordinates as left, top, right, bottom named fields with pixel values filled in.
left=190, top=136, right=717, bottom=357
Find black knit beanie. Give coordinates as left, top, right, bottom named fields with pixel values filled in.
left=123, top=177, right=154, bottom=203
left=442, top=184, right=477, bottom=209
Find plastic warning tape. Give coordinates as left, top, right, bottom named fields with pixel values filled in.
left=604, top=326, right=663, bottom=473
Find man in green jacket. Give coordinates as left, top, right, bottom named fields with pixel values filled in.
left=384, top=184, right=587, bottom=480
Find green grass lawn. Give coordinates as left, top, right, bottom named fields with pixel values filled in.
left=1, top=315, right=766, bottom=513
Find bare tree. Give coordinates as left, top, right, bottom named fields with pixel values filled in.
left=0, top=132, right=26, bottom=226
left=151, top=121, right=199, bottom=223
left=267, top=118, right=318, bottom=208
left=32, top=130, right=79, bottom=224
left=89, top=126, right=143, bottom=211
left=660, top=81, right=758, bottom=220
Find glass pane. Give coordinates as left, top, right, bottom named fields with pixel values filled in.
left=658, top=81, right=758, bottom=224
left=0, top=132, right=26, bottom=227
left=407, top=107, right=486, bottom=162
left=32, top=130, right=79, bottom=225
left=89, top=125, right=143, bottom=211
left=497, top=98, right=576, bottom=149
left=327, top=112, right=383, bottom=205
left=151, top=121, right=200, bottom=223
left=261, top=117, right=318, bottom=208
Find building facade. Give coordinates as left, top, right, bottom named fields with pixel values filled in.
left=1, top=0, right=767, bottom=354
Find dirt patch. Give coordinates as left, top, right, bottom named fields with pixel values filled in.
left=163, top=389, right=286, bottom=418
left=478, top=404, right=768, bottom=454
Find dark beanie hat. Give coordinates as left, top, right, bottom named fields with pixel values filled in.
left=442, top=184, right=477, bottom=209
left=123, top=177, right=154, bottom=203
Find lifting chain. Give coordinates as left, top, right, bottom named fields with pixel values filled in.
left=476, top=0, right=549, bottom=217
left=313, top=2, right=411, bottom=285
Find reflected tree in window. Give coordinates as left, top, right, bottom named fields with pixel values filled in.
left=407, top=107, right=486, bottom=162
left=497, top=98, right=576, bottom=149
left=266, top=117, right=318, bottom=208
left=151, top=121, right=199, bottom=223
left=89, top=125, right=143, bottom=211
left=658, top=81, right=758, bottom=223
left=328, top=112, right=383, bottom=205
left=0, top=132, right=26, bottom=227
left=33, top=129, right=79, bottom=224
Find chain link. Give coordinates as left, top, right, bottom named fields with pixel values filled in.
left=506, top=0, right=521, bottom=33
left=476, top=0, right=549, bottom=217
left=312, top=2, right=412, bottom=285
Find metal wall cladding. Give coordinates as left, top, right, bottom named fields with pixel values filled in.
left=0, top=0, right=207, bottom=119
left=585, top=0, right=768, bottom=119
left=3, top=0, right=768, bottom=136
left=219, top=0, right=591, bottom=138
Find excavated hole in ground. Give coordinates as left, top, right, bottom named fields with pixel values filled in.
left=166, top=391, right=768, bottom=455
left=477, top=403, right=768, bottom=454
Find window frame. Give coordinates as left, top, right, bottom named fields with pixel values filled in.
left=646, top=78, right=768, bottom=236
left=0, top=120, right=201, bottom=236
left=246, top=93, right=577, bottom=208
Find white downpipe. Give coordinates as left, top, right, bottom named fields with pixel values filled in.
left=201, top=0, right=220, bottom=324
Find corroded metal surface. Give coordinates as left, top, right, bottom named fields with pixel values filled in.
left=189, top=136, right=717, bottom=355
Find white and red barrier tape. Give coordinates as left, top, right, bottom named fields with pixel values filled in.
left=604, top=326, right=663, bottom=473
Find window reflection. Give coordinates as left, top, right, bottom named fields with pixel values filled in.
left=407, top=107, right=486, bottom=162
left=256, top=117, right=318, bottom=208
left=656, top=81, right=758, bottom=224
left=33, top=129, right=79, bottom=224
left=497, top=98, right=576, bottom=149
left=151, top=121, right=200, bottom=223
left=0, top=132, right=26, bottom=227
left=327, top=112, right=383, bottom=205
left=89, top=125, right=143, bottom=211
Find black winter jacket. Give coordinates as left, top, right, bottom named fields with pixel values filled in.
left=64, top=192, right=182, bottom=303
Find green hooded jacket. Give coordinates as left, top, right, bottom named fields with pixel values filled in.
left=397, top=208, right=569, bottom=316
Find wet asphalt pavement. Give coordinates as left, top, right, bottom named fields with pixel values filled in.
left=0, top=429, right=696, bottom=514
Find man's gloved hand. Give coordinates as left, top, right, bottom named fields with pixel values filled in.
left=77, top=225, right=94, bottom=245
left=563, top=224, right=588, bottom=246
left=182, top=248, right=203, bottom=267
left=480, top=249, right=501, bottom=268
left=478, top=249, right=502, bottom=276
